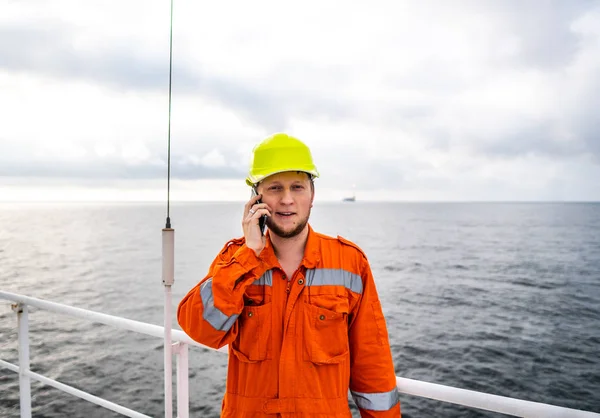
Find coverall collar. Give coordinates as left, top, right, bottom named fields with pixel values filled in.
left=263, top=223, right=320, bottom=269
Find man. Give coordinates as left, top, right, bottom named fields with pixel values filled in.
left=178, top=133, right=401, bottom=417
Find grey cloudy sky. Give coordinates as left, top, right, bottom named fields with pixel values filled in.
left=1, top=0, right=599, bottom=201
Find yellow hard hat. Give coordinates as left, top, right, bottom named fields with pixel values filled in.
left=246, top=133, right=320, bottom=186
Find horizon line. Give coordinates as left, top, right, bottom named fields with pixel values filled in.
left=1, top=200, right=599, bottom=204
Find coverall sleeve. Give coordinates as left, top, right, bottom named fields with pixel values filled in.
left=177, top=240, right=268, bottom=349
left=348, top=257, right=401, bottom=417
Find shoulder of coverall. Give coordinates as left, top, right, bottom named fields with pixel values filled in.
left=218, top=237, right=246, bottom=257
left=336, top=235, right=369, bottom=259
left=311, top=231, right=370, bottom=270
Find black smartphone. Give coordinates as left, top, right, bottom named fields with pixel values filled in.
left=251, top=188, right=267, bottom=235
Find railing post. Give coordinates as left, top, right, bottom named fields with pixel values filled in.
left=12, top=303, right=32, bottom=418
left=174, top=342, right=189, bottom=418
left=163, top=285, right=173, bottom=418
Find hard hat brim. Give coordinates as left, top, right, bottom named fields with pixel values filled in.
left=246, top=168, right=320, bottom=187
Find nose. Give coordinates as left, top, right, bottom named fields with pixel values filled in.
left=280, top=187, right=294, bottom=205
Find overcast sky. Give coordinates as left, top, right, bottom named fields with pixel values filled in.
left=1, top=0, right=599, bottom=202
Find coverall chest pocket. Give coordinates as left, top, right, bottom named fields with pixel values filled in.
left=231, top=303, right=272, bottom=363
left=303, top=302, right=349, bottom=364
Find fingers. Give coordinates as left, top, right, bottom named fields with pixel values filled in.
left=245, top=209, right=271, bottom=226
left=242, top=202, right=271, bottom=230
left=246, top=202, right=271, bottom=218
left=243, top=194, right=270, bottom=255
left=244, top=193, right=263, bottom=214
left=243, top=205, right=270, bottom=255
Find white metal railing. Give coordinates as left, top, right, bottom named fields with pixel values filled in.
left=0, top=291, right=225, bottom=418
left=1, top=291, right=599, bottom=418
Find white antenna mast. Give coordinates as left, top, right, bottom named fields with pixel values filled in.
left=162, top=1, right=175, bottom=417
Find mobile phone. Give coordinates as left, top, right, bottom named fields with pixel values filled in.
left=251, top=188, right=267, bottom=235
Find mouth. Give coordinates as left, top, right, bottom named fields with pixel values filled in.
left=276, top=211, right=296, bottom=218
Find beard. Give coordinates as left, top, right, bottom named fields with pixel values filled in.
left=266, top=208, right=311, bottom=238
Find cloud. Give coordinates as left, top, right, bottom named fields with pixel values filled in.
left=0, top=21, right=285, bottom=130
left=1, top=0, right=600, bottom=201
left=472, top=0, right=591, bottom=69
left=0, top=23, right=172, bottom=90
left=0, top=140, right=246, bottom=180
left=0, top=18, right=362, bottom=131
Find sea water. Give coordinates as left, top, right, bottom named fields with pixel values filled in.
left=1, top=202, right=599, bottom=417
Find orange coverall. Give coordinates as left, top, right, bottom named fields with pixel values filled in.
left=178, top=225, right=401, bottom=417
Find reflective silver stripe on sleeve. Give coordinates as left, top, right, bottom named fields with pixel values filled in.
left=305, top=268, right=363, bottom=294
left=251, top=269, right=272, bottom=287
left=200, top=279, right=239, bottom=332
left=351, top=388, right=400, bottom=411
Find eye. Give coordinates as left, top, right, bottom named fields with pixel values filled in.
left=292, top=184, right=305, bottom=190
left=269, top=185, right=282, bottom=191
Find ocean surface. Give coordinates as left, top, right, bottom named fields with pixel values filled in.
left=1, top=202, right=599, bottom=418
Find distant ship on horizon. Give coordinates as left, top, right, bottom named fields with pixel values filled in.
left=343, top=185, right=356, bottom=202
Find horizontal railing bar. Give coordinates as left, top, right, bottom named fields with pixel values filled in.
left=2, top=291, right=599, bottom=417
left=0, top=360, right=151, bottom=418
left=0, top=359, right=19, bottom=373
left=397, top=377, right=599, bottom=417
left=0, top=291, right=226, bottom=353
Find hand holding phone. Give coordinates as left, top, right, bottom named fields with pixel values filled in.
left=242, top=189, right=271, bottom=257
left=244, top=189, right=270, bottom=256
left=250, top=188, right=268, bottom=235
